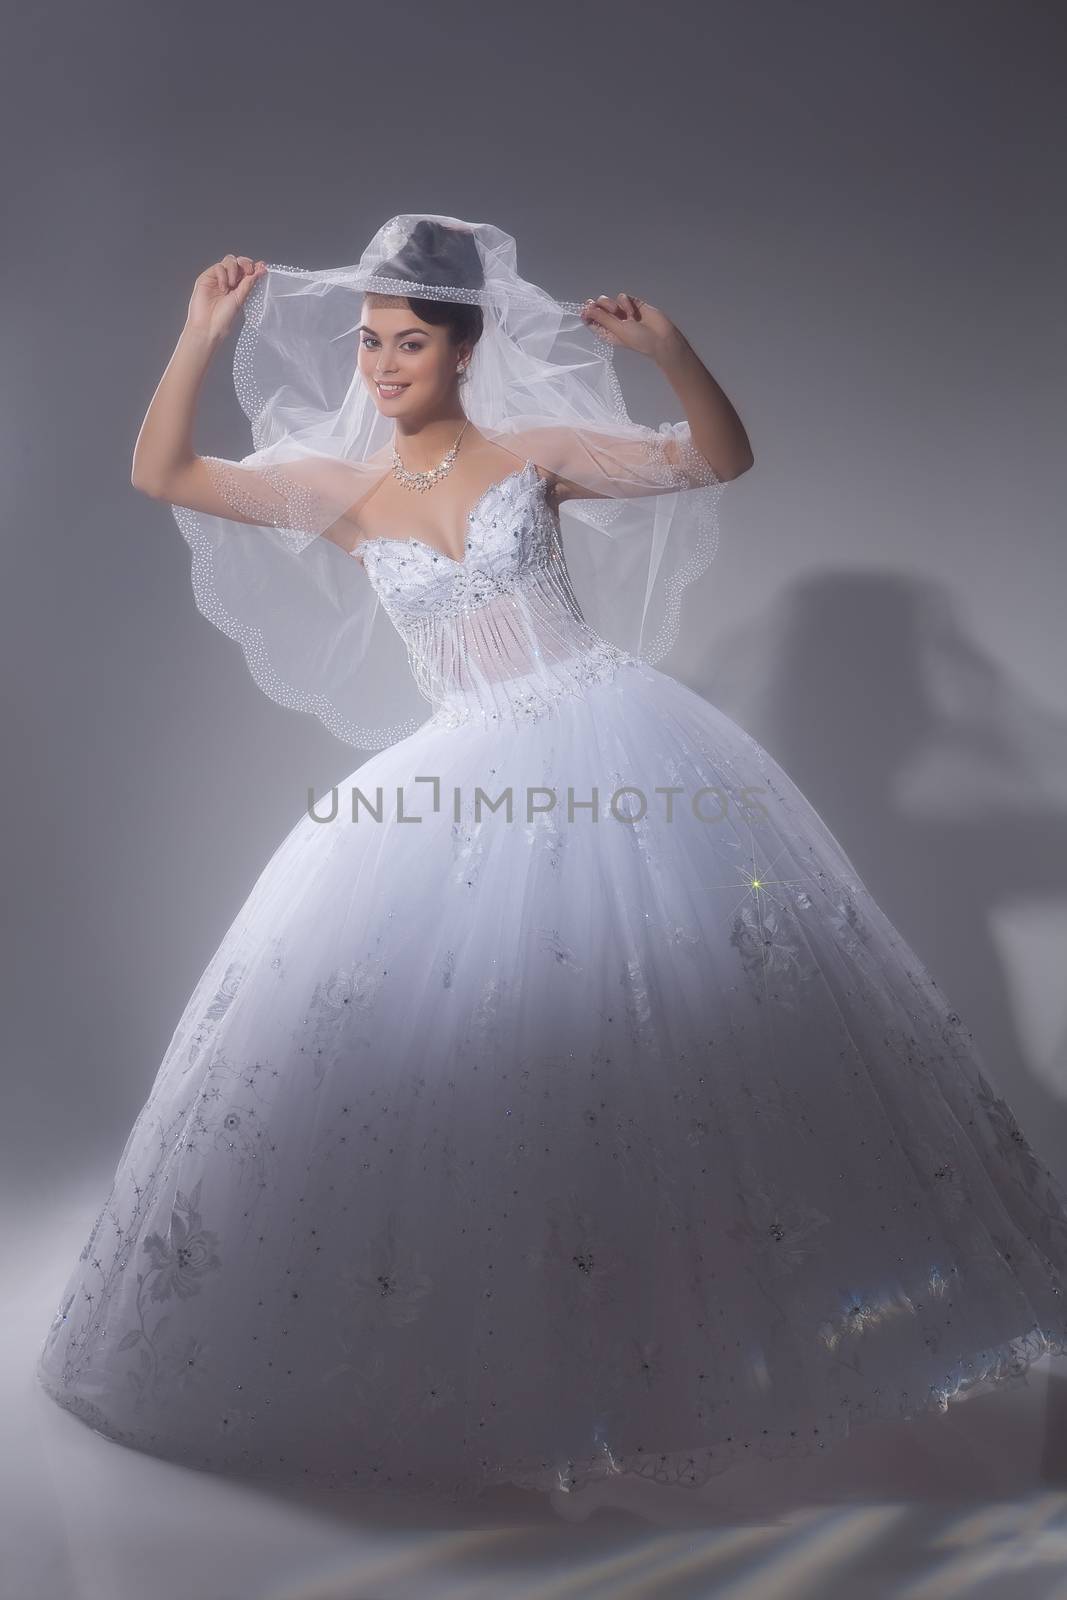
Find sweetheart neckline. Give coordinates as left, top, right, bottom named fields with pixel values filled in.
left=355, top=458, right=539, bottom=567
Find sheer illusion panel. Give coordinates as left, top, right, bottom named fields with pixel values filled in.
left=409, top=550, right=631, bottom=723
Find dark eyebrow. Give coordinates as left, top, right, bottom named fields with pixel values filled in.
left=357, top=324, right=429, bottom=338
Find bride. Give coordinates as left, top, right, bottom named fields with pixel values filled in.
left=35, top=213, right=1067, bottom=1524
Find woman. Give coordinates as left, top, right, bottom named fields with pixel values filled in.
left=36, top=214, right=1067, bottom=1524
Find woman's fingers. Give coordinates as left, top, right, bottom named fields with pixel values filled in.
left=204, top=255, right=265, bottom=297
left=580, top=295, right=615, bottom=324
left=581, top=293, right=642, bottom=324
left=237, top=260, right=268, bottom=302
left=222, top=253, right=261, bottom=288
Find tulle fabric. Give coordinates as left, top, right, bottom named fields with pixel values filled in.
left=168, top=212, right=725, bottom=751
left=37, top=658, right=1067, bottom=1519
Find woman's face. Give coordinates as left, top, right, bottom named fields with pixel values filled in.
left=358, top=298, right=464, bottom=414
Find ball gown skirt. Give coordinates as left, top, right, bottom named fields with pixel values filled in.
left=35, top=654, right=1067, bottom=1522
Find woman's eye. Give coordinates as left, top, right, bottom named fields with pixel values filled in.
left=361, top=339, right=423, bottom=352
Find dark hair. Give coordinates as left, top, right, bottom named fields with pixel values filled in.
left=369, top=219, right=485, bottom=355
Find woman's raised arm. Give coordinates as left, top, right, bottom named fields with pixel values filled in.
left=130, top=254, right=269, bottom=521
left=578, top=292, right=754, bottom=488
left=130, top=257, right=366, bottom=551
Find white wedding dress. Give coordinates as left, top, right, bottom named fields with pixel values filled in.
left=37, top=458, right=1067, bottom=1521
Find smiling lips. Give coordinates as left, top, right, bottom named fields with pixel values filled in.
left=377, top=382, right=408, bottom=395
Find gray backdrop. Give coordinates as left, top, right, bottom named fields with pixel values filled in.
left=3, top=0, right=1066, bottom=1218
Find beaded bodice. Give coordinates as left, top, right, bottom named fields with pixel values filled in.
left=356, top=460, right=638, bottom=731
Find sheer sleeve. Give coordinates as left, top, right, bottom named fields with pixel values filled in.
left=195, top=452, right=374, bottom=555
left=500, top=420, right=723, bottom=503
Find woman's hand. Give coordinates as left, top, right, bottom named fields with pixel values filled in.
left=185, top=255, right=267, bottom=342
left=579, top=293, right=684, bottom=364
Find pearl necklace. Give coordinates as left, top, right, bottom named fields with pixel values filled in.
left=391, top=419, right=472, bottom=494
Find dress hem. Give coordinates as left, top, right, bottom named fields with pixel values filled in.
left=34, top=1320, right=1067, bottom=1517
